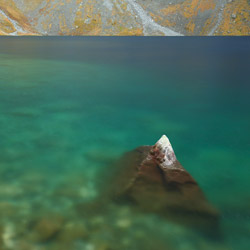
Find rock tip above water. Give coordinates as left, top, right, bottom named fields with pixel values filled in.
left=150, top=134, right=177, bottom=167
left=106, top=134, right=221, bottom=235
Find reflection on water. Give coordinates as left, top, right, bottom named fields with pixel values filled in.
left=0, top=37, right=250, bottom=250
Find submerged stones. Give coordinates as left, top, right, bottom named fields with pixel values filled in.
left=56, top=222, right=88, bottom=243
left=29, top=214, right=64, bottom=242
left=105, top=135, right=220, bottom=233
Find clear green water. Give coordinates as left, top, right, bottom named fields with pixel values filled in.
left=0, top=37, right=250, bottom=250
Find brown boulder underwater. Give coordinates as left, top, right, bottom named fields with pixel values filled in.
left=100, top=135, right=220, bottom=235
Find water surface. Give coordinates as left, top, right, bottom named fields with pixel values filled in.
left=0, top=37, right=250, bottom=250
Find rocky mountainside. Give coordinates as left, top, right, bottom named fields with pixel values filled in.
left=0, top=0, right=249, bottom=36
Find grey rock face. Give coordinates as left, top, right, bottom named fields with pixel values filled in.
left=0, top=0, right=249, bottom=35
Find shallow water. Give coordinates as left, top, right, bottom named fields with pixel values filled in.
left=0, top=37, right=250, bottom=250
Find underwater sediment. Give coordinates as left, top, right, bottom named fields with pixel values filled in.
left=0, top=136, right=226, bottom=250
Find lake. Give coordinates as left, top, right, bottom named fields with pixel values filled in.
left=0, top=37, right=250, bottom=250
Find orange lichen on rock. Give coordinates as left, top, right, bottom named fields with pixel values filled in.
left=182, top=0, right=216, bottom=18
left=16, top=0, right=45, bottom=13
left=151, top=11, right=175, bottom=28
left=73, top=0, right=102, bottom=35
left=117, top=27, right=143, bottom=36
left=39, top=0, right=52, bottom=15
left=89, top=0, right=143, bottom=36
left=161, top=0, right=215, bottom=19
left=110, top=1, right=134, bottom=32
left=0, top=12, right=16, bottom=34
left=186, top=21, right=195, bottom=33
left=149, top=12, right=162, bottom=23
left=216, top=0, right=250, bottom=35
left=0, top=0, right=37, bottom=34
left=160, top=0, right=216, bottom=35
left=59, top=14, right=70, bottom=34
left=160, top=4, right=182, bottom=16
left=197, top=0, right=216, bottom=13
left=201, top=12, right=218, bottom=35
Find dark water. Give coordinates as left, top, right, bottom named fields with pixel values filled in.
left=0, top=37, right=250, bottom=250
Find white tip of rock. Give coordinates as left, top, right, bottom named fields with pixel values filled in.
left=151, top=135, right=177, bottom=167
left=156, top=135, right=171, bottom=148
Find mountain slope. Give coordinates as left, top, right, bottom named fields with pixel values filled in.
left=0, top=0, right=249, bottom=35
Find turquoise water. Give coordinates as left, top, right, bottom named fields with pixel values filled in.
left=0, top=37, right=250, bottom=250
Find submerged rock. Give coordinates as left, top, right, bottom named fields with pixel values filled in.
left=104, top=135, right=220, bottom=233
left=56, top=221, right=88, bottom=243
left=29, top=214, right=64, bottom=242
